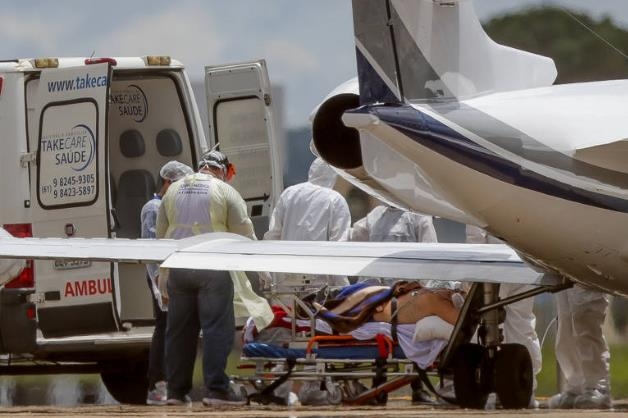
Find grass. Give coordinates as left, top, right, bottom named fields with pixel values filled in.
left=536, top=344, right=628, bottom=398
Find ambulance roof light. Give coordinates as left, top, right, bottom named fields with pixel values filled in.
left=33, top=58, right=59, bottom=68
left=145, top=56, right=171, bottom=66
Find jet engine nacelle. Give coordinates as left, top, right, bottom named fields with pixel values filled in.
left=312, top=92, right=362, bottom=170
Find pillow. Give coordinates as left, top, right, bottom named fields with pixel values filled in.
left=413, top=315, right=454, bottom=342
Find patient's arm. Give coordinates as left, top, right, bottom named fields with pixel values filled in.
left=424, top=292, right=459, bottom=325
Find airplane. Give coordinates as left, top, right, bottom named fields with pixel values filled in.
left=0, top=0, right=619, bottom=410
left=313, top=0, right=628, bottom=297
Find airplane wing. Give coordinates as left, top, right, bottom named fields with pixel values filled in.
left=0, top=236, right=179, bottom=263
left=0, top=232, right=560, bottom=286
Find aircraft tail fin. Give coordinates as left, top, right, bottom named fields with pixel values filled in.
left=352, top=0, right=558, bottom=104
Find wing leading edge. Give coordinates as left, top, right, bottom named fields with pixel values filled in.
left=0, top=232, right=560, bottom=286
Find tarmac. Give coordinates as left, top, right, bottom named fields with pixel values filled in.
left=0, top=398, right=625, bottom=417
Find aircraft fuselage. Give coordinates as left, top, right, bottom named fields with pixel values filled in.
left=345, top=80, right=628, bottom=295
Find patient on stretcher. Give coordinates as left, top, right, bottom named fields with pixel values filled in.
left=246, top=280, right=465, bottom=350
left=301, top=281, right=464, bottom=333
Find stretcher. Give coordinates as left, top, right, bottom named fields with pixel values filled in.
left=234, top=283, right=458, bottom=406
left=238, top=333, right=445, bottom=405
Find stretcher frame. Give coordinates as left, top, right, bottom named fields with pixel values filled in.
left=234, top=283, right=451, bottom=406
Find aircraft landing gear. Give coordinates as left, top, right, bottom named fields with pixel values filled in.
left=451, top=342, right=533, bottom=409
left=443, top=282, right=535, bottom=409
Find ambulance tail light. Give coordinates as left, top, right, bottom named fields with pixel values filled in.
left=85, top=57, right=117, bottom=66
left=0, top=76, right=3, bottom=97
left=2, top=223, right=34, bottom=289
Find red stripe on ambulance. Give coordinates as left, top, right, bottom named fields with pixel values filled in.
left=64, top=278, right=112, bottom=297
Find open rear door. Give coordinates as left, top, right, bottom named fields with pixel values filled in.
left=26, top=63, right=119, bottom=337
left=205, top=60, right=282, bottom=237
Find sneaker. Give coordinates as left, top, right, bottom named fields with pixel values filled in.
left=146, top=381, right=168, bottom=405
left=573, top=389, right=612, bottom=409
left=298, top=389, right=331, bottom=406
left=412, top=388, right=437, bottom=405
left=297, top=380, right=332, bottom=406
left=485, top=393, right=498, bottom=410
left=548, top=391, right=578, bottom=409
left=166, top=394, right=192, bottom=406
left=436, top=379, right=456, bottom=403
left=202, top=388, right=247, bottom=406
left=528, top=397, right=540, bottom=409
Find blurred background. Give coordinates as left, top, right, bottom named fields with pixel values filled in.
left=2, top=0, right=628, bottom=404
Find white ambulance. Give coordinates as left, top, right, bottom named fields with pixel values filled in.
left=0, top=56, right=281, bottom=403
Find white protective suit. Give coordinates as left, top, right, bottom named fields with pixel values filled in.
left=350, top=205, right=446, bottom=288
left=551, top=285, right=611, bottom=408
left=263, top=158, right=351, bottom=300
left=465, top=225, right=542, bottom=392
left=0, top=228, right=25, bottom=285
left=350, top=205, right=437, bottom=243
left=156, top=171, right=273, bottom=329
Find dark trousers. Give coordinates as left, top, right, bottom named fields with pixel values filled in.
left=146, top=275, right=168, bottom=389
left=165, top=269, right=234, bottom=398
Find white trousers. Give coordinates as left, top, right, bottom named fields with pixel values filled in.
left=500, top=283, right=542, bottom=389
left=554, top=285, right=610, bottom=393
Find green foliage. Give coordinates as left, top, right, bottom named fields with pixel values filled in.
left=484, top=7, right=628, bottom=83
left=537, top=344, right=628, bottom=398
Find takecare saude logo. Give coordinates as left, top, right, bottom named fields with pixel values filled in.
left=40, top=124, right=96, bottom=171
left=110, top=84, right=148, bottom=122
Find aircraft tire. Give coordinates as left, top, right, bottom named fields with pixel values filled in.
left=494, top=343, right=533, bottom=409
left=452, top=343, right=490, bottom=409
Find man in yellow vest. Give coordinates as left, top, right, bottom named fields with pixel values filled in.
left=156, top=150, right=271, bottom=406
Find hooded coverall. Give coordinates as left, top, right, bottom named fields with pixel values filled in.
left=264, top=158, right=351, bottom=301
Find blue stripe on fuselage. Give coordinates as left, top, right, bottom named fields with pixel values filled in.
left=349, top=104, right=628, bottom=213
left=356, top=48, right=400, bottom=105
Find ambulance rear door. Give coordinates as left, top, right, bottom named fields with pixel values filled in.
left=26, top=62, right=120, bottom=338
left=204, top=59, right=282, bottom=237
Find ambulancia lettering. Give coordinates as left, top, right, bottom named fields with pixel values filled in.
left=64, top=278, right=112, bottom=297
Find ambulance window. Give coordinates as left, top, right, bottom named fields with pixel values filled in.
left=214, top=97, right=272, bottom=200
left=156, top=129, right=183, bottom=156
left=37, top=100, right=98, bottom=208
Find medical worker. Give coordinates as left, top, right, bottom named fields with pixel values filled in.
left=264, top=157, right=351, bottom=301
left=350, top=205, right=440, bottom=287
left=156, top=150, right=272, bottom=406
left=349, top=205, right=449, bottom=404
left=262, top=157, right=350, bottom=405
left=466, top=225, right=541, bottom=409
left=549, top=286, right=611, bottom=409
left=350, top=205, right=436, bottom=243
left=140, top=160, right=193, bottom=405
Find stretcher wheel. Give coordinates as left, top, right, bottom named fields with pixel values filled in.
left=494, top=343, right=533, bottom=409
left=324, top=378, right=343, bottom=405
left=452, top=343, right=489, bottom=409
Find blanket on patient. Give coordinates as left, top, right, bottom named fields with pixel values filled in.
left=299, top=281, right=423, bottom=333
